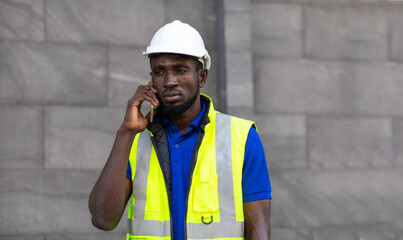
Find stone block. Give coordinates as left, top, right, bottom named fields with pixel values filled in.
left=0, top=0, right=44, bottom=41
left=254, top=60, right=403, bottom=116
left=305, top=5, right=388, bottom=60
left=166, top=0, right=217, bottom=50
left=308, top=117, right=393, bottom=170
left=255, top=115, right=306, bottom=136
left=353, top=62, right=403, bottom=116
left=226, top=50, right=253, bottom=108
left=271, top=228, right=313, bottom=240
left=45, top=107, right=125, bottom=169
left=224, top=0, right=249, bottom=13
left=108, top=46, right=151, bottom=108
left=0, top=42, right=107, bottom=105
left=262, top=136, right=306, bottom=170
left=254, top=52, right=403, bottom=117
left=253, top=59, right=353, bottom=114
left=270, top=169, right=403, bottom=229
left=294, top=228, right=313, bottom=240
left=313, top=224, right=399, bottom=240
left=394, top=119, right=403, bottom=167
left=313, top=226, right=357, bottom=240
left=226, top=107, right=255, bottom=120
left=252, top=0, right=352, bottom=2
left=0, top=170, right=130, bottom=233
left=251, top=3, right=302, bottom=57
left=358, top=230, right=389, bottom=240
left=0, top=236, right=44, bottom=240
left=47, top=0, right=164, bottom=45
left=390, top=5, right=403, bottom=61
left=0, top=106, right=43, bottom=169
left=225, top=12, right=251, bottom=51
left=271, top=228, right=296, bottom=240
left=254, top=115, right=307, bottom=170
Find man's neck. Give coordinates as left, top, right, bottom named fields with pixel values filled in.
left=166, top=98, right=202, bottom=134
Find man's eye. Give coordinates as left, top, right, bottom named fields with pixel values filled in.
left=177, top=68, right=187, bottom=73
left=153, top=71, right=163, bottom=76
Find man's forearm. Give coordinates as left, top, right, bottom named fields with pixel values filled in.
left=89, top=127, right=137, bottom=230
left=244, top=199, right=271, bottom=240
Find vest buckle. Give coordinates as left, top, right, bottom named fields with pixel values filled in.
left=201, top=215, right=213, bottom=225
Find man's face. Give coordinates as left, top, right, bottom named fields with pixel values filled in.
left=150, top=54, right=206, bottom=117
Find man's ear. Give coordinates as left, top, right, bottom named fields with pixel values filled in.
left=198, top=69, right=208, bottom=88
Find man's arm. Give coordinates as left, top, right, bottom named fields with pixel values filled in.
left=244, top=199, right=271, bottom=240
left=242, top=127, right=271, bottom=239
left=88, top=82, right=158, bottom=230
left=88, top=129, right=135, bottom=230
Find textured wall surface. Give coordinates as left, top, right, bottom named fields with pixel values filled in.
left=250, top=0, right=403, bottom=239
left=1, top=0, right=403, bottom=239
left=0, top=0, right=218, bottom=238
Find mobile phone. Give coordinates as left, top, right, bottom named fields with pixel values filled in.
left=150, top=82, right=154, bottom=123
left=150, top=103, right=154, bottom=123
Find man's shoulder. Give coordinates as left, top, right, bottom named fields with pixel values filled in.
left=217, top=112, right=256, bottom=129
left=213, top=112, right=256, bottom=141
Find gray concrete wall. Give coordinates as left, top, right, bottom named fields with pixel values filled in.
left=248, top=0, right=403, bottom=239
left=1, top=0, right=403, bottom=239
left=0, top=0, right=218, bottom=238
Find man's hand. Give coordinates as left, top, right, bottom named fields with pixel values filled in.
left=121, top=81, right=159, bottom=133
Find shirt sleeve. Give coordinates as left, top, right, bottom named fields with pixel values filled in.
left=126, top=161, right=132, bottom=180
left=242, top=127, right=272, bottom=202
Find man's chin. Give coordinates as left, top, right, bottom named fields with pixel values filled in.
left=162, top=101, right=181, bottom=108
left=161, top=101, right=191, bottom=116
left=160, top=89, right=199, bottom=117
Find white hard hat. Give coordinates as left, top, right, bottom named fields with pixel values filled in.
left=143, top=20, right=211, bottom=70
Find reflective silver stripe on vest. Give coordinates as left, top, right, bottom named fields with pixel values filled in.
left=128, top=219, right=171, bottom=237
left=187, top=222, right=243, bottom=239
left=128, top=131, right=171, bottom=237
left=187, top=113, right=244, bottom=238
left=215, top=113, right=236, bottom=222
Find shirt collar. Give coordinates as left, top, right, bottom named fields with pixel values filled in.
left=162, top=102, right=207, bottom=132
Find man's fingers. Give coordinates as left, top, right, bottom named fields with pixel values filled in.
left=141, top=91, right=159, bottom=107
left=140, top=83, right=156, bottom=93
left=145, top=82, right=159, bottom=95
left=132, top=85, right=159, bottom=107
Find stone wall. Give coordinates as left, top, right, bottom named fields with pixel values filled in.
left=249, top=0, right=403, bottom=239
left=1, top=0, right=403, bottom=239
left=0, top=0, right=217, bottom=239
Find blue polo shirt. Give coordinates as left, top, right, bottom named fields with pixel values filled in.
left=127, top=103, right=271, bottom=239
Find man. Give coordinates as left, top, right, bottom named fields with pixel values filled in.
left=89, top=20, right=271, bottom=240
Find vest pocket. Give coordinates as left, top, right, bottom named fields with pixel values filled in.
left=145, top=176, right=163, bottom=212
left=192, top=174, right=219, bottom=213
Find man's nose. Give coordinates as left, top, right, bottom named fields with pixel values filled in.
left=164, top=72, right=178, bottom=88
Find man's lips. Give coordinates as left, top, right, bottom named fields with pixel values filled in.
left=163, top=92, right=182, bottom=102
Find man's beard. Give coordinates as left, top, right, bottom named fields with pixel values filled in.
left=160, top=85, right=200, bottom=117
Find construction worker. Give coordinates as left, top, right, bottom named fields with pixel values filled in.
left=89, top=20, right=272, bottom=240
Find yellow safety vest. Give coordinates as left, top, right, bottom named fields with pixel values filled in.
left=127, top=96, right=255, bottom=240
